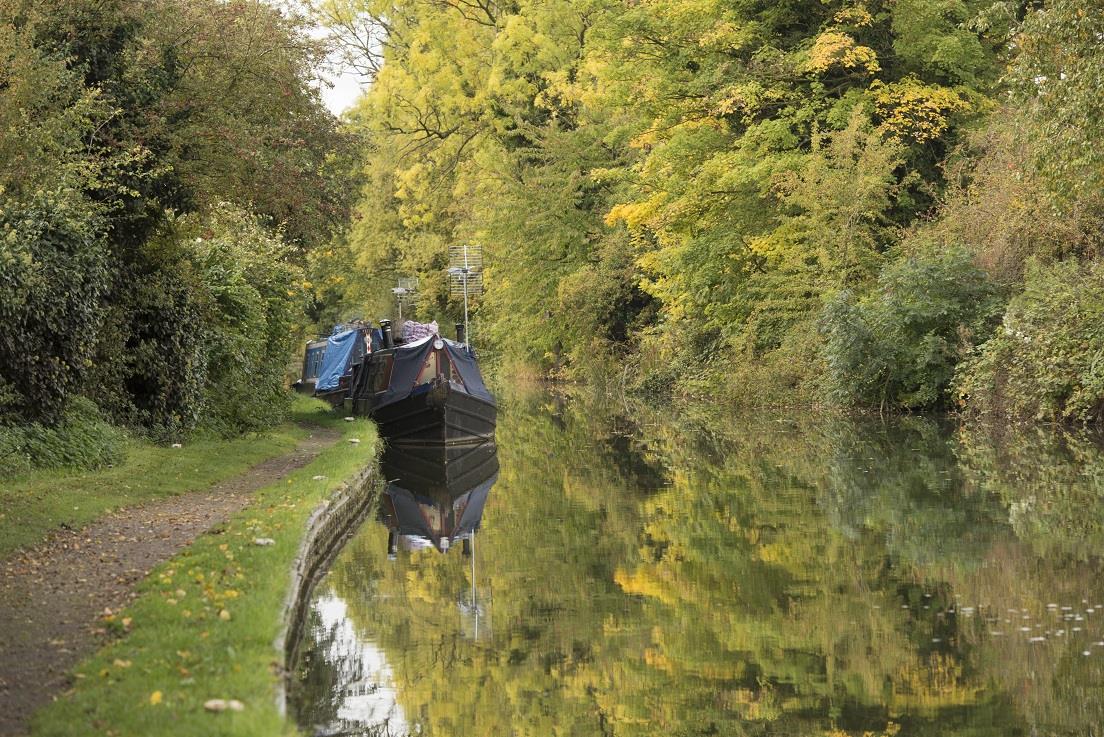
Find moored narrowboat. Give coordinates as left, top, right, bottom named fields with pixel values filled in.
left=298, top=319, right=496, bottom=444
left=346, top=322, right=496, bottom=445
left=300, top=322, right=372, bottom=406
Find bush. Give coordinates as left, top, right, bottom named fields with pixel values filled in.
left=0, top=398, right=127, bottom=478
left=189, top=204, right=306, bottom=436
left=87, top=260, right=208, bottom=440
left=86, top=205, right=306, bottom=439
left=0, top=189, right=108, bottom=425
left=821, top=247, right=1000, bottom=410
left=955, top=260, right=1104, bottom=422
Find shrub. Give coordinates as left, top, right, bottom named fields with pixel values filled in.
left=821, top=247, right=1000, bottom=410
left=955, top=260, right=1104, bottom=422
left=0, top=398, right=127, bottom=478
left=187, top=204, right=306, bottom=436
left=0, top=189, right=109, bottom=425
left=86, top=205, right=305, bottom=439
left=87, top=261, right=208, bottom=440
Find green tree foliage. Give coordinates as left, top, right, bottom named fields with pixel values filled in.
left=922, top=2, right=1104, bottom=421
left=1, top=0, right=354, bottom=441
left=0, top=191, right=108, bottom=425
left=821, top=248, right=999, bottom=410
left=1010, top=0, right=1104, bottom=198
left=922, top=110, right=1104, bottom=287
left=956, top=260, right=1104, bottom=423
left=0, top=12, right=109, bottom=425
left=323, top=0, right=1011, bottom=402
left=189, top=206, right=307, bottom=435
left=88, top=205, right=307, bottom=438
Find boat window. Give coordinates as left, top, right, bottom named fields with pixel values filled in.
left=371, top=355, right=394, bottom=393
left=304, top=347, right=325, bottom=380
left=415, top=351, right=440, bottom=385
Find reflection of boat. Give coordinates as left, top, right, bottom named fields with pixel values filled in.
left=379, top=440, right=498, bottom=554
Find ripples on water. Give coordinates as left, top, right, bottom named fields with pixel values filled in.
left=289, top=388, right=1104, bottom=736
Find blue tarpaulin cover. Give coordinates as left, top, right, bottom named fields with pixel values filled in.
left=316, top=329, right=361, bottom=391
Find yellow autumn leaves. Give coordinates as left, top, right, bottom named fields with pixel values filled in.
left=804, top=31, right=880, bottom=75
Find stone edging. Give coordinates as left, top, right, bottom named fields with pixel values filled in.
left=273, top=460, right=381, bottom=716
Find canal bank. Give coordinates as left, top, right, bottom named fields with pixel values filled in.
left=18, top=406, right=379, bottom=737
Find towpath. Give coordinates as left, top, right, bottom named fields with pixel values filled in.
left=0, top=426, right=340, bottom=736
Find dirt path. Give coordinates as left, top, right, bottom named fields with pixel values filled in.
left=0, top=426, right=340, bottom=737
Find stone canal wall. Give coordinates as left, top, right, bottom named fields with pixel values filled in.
left=274, top=460, right=381, bottom=714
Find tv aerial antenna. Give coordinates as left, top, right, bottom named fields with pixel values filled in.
left=391, top=276, right=418, bottom=322
left=447, top=245, right=483, bottom=345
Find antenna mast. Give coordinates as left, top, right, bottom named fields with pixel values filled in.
left=448, top=245, right=484, bottom=346
left=391, top=276, right=419, bottom=323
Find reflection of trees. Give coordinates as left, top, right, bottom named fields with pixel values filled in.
left=290, top=605, right=364, bottom=733
left=305, top=385, right=1104, bottom=737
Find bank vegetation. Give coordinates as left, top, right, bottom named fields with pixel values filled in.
left=316, top=0, right=1104, bottom=423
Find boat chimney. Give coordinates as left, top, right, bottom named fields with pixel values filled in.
left=380, top=319, right=394, bottom=349
left=455, top=322, right=466, bottom=344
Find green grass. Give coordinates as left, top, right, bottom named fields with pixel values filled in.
left=30, top=399, right=377, bottom=737
left=0, top=421, right=308, bottom=560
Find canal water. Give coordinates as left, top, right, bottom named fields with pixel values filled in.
left=289, top=387, right=1104, bottom=736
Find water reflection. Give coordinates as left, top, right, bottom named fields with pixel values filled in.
left=291, top=389, right=1104, bottom=736
left=380, top=441, right=498, bottom=555
left=291, top=440, right=498, bottom=736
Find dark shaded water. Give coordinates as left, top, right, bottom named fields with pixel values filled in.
left=290, top=387, right=1104, bottom=736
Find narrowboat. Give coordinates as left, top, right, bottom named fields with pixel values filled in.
left=297, top=322, right=372, bottom=405
left=297, top=338, right=328, bottom=394
left=344, top=320, right=496, bottom=445
left=300, top=319, right=496, bottom=445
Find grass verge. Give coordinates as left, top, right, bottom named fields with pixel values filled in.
left=0, top=422, right=307, bottom=560
left=29, top=399, right=378, bottom=736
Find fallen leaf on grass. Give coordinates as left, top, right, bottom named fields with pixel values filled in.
left=219, top=609, right=231, bottom=621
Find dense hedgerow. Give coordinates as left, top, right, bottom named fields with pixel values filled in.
left=1, top=0, right=354, bottom=445
left=0, top=190, right=109, bottom=426
left=89, top=205, right=307, bottom=440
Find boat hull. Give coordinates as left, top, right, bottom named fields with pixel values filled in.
left=367, top=381, right=496, bottom=445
